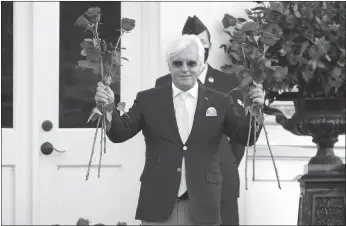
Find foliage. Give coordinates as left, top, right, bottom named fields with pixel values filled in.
left=74, top=7, right=135, bottom=180
left=221, top=1, right=345, bottom=100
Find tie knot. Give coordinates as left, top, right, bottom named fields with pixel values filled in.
left=179, top=92, right=188, bottom=101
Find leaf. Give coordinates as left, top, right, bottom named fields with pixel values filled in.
left=251, top=6, right=266, bottom=11
left=121, top=57, right=129, bottom=61
left=238, top=70, right=253, bottom=87
left=220, top=64, right=246, bottom=75
left=317, top=61, right=327, bottom=69
left=80, top=42, right=94, bottom=49
left=245, top=9, right=252, bottom=15
left=223, top=30, right=233, bottom=37
left=81, top=49, right=87, bottom=56
left=106, top=111, right=112, bottom=122
left=302, top=69, right=314, bottom=83
left=87, top=112, right=99, bottom=123
left=84, top=38, right=93, bottom=42
left=93, top=107, right=103, bottom=115
left=237, top=18, right=247, bottom=22
left=74, top=15, right=90, bottom=28
left=230, top=51, right=242, bottom=61
left=220, top=44, right=227, bottom=53
left=293, top=5, right=301, bottom=18
left=77, top=60, right=93, bottom=69
left=300, top=41, right=310, bottom=55
left=112, top=50, right=121, bottom=65
left=331, top=66, right=342, bottom=77
left=312, top=60, right=317, bottom=71
left=248, top=16, right=258, bottom=21
left=325, top=54, right=331, bottom=62
left=86, top=48, right=101, bottom=61
left=315, top=17, right=322, bottom=24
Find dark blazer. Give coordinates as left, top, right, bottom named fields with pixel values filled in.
left=107, top=83, right=261, bottom=224
left=156, top=65, right=245, bottom=199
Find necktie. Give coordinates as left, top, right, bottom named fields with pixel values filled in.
left=176, top=92, right=189, bottom=196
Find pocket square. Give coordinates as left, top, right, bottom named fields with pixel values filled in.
left=206, top=107, right=217, bottom=116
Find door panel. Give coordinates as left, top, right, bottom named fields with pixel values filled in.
left=32, top=2, right=145, bottom=225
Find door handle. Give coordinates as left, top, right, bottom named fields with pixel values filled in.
left=41, top=142, right=66, bottom=155
left=42, top=120, right=53, bottom=131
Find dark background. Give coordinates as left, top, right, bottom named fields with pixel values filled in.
left=1, top=1, right=13, bottom=128
left=59, top=2, right=121, bottom=128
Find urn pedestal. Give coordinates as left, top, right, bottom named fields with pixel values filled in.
left=274, top=97, right=345, bottom=225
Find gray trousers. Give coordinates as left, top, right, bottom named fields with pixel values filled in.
left=141, top=199, right=218, bottom=225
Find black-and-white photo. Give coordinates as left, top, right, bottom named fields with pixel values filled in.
left=1, top=1, right=345, bottom=226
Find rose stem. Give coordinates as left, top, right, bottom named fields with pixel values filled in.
left=98, top=116, right=104, bottom=178
left=259, top=108, right=281, bottom=189
left=253, top=113, right=257, bottom=181
left=245, top=106, right=254, bottom=190
left=103, top=112, right=107, bottom=154
left=86, top=116, right=101, bottom=181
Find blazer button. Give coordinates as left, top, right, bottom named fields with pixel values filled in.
left=177, top=168, right=181, bottom=172
left=183, top=146, right=187, bottom=151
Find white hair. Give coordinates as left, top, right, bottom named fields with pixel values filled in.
left=166, top=34, right=205, bottom=67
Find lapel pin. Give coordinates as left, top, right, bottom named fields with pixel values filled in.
left=205, top=97, right=209, bottom=100
left=208, top=77, right=214, bottom=83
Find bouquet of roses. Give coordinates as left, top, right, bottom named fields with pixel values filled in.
left=74, top=7, right=135, bottom=180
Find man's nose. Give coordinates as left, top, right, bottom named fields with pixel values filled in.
left=181, top=63, right=189, bottom=73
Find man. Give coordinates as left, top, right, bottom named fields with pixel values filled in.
left=95, top=35, right=264, bottom=225
left=155, top=15, right=245, bottom=225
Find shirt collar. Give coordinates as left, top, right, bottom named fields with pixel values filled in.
left=172, top=80, right=199, bottom=99
left=198, top=64, right=208, bottom=84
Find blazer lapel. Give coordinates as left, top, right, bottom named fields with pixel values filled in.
left=204, top=65, right=217, bottom=90
left=158, top=84, right=183, bottom=144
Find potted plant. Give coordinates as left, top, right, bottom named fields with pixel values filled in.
left=220, top=1, right=345, bottom=173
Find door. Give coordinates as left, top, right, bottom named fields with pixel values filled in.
left=32, top=2, right=146, bottom=225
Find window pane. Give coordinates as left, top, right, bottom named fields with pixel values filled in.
left=1, top=2, right=13, bottom=128
left=59, top=2, right=121, bottom=128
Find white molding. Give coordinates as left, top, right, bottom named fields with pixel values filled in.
left=140, top=2, right=161, bottom=90
left=13, top=2, right=34, bottom=225
left=32, top=2, right=60, bottom=224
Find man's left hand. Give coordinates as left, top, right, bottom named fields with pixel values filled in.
left=249, top=83, right=265, bottom=106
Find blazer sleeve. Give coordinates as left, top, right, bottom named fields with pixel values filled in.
left=223, top=96, right=262, bottom=146
left=106, top=93, right=143, bottom=143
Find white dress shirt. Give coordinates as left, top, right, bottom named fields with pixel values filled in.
left=172, top=81, right=198, bottom=196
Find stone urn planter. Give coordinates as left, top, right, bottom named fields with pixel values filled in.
left=266, top=96, right=345, bottom=225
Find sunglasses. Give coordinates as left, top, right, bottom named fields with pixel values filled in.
left=172, top=60, right=199, bottom=68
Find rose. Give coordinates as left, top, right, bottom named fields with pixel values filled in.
left=233, top=31, right=247, bottom=44
left=222, top=14, right=237, bottom=28
left=84, top=7, right=101, bottom=24
left=121, top=18, right=136, bottom=31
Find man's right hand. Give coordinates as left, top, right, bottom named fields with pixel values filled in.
left=95, top=82, right=115, bottom=105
